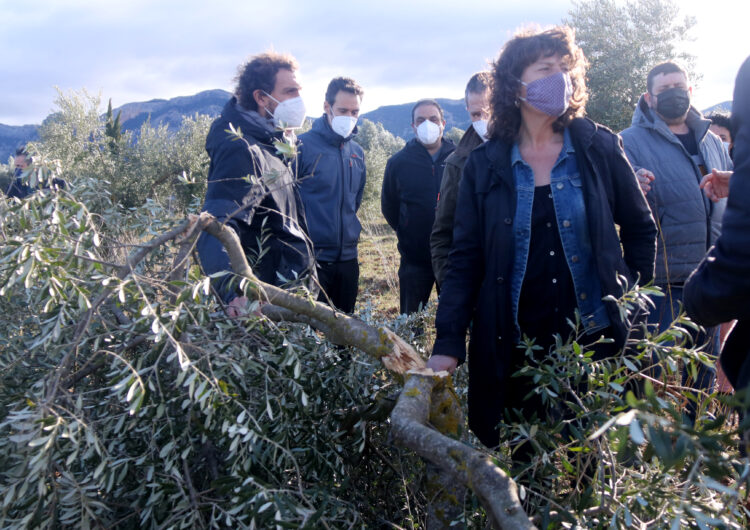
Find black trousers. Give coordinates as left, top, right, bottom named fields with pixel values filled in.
left=398, top=260, right=437, bottom=315
left=317, top=259, right=359, bottom=314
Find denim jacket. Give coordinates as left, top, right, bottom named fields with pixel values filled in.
left=510, top=129, right=611, bottom=339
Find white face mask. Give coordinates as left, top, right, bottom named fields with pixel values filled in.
left=330, top=114, right=358, bottom=138
left=416, top=120, right=441, bottom=145
left=264, top=92, right=307, bottom=129
left=472, top=119, right=489, bottom=141
left=723, top=141, right=731, bottom=152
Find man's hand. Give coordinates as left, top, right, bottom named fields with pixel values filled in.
left=700, top=168, right=732, bottom=202
left=226, top=295, right=250, bottom=317
left=635, top=168, right=655, bottom=195
left=426, top=354, right=459, bottom=374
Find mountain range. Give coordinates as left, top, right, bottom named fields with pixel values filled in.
left=0, top=90, right=734, bottom=162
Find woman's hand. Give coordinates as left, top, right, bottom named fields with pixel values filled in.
left=426, top=354, right=459, bottom=374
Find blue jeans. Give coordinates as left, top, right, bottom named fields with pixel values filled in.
left=648, top=285, right=718, bottom=422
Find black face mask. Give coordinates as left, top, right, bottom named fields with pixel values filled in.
left=14, top=167, right=23, bottom=178
left=654, top=87, right=690, bottom=120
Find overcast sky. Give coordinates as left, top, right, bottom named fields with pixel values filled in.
left=1, top=0, right=746, bottom=125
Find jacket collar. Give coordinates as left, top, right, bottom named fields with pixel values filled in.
left=484, top=118, right=595, bottom=189
left=453, top=125, right=483, bottom=158
left=404, top=136, right=456, bottom=162
left=510, top=127, right=576, bottom=167
left=221, top=97, right=284, bottom=145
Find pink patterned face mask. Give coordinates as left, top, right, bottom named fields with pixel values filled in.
left=518, top=71, right=573, bottom=117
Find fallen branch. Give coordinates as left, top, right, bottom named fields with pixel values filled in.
left=391, top=371, right=536, bottom=530
left=48, top=217, right=197, bottom=401
left=199, top=212, right=424, bottom=374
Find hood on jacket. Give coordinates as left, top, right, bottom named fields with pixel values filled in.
left=208, top=97, right=284, bottom=151
left=310, top=114, right=358, bottom=146
left=630, top=94, right=711, bottom=142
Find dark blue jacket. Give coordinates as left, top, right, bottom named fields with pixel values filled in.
left=381, top=137, right=456, bottom=266
left=297, top=115, right=366, bottom=262
left=5, top=169, right=66, bottom=199
left=684, top=56, right=750, bottom=392
left=198, top=97, right=314, bottom=302
left=432, top=118, right=656, bottom=447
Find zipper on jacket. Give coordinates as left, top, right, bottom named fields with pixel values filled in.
left=337, top=143, right=346, bottom=261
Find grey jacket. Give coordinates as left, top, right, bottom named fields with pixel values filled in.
left=620, top=96, right=732, bottom=285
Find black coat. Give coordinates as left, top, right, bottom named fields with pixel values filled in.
left=198, top=98, right=314, bottom=299
left=381, top=137, right=456, bottom=266
left=432, top=118, right=657, bottom=447
left=684, top=56, right=750, bottom=391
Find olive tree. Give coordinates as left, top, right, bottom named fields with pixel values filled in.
left=566, top=0, right=697, bottom=132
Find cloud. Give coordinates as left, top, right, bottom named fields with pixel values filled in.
left=0, top=0, right=743, bottom=124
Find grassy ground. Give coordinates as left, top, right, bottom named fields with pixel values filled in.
left=355, top=215, right=439, bottom=350
left=356, top=221, right=401, bottom=319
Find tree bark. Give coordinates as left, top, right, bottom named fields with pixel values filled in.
left=391, top=371, right=537, bottom=530
left=198, top=213, right=424, bottom=374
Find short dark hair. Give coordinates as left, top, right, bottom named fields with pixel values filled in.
left=489, top=26, right=588, bottom=142
left=14, top=147, right=31, bottom=163
left=707, top=111, right=732, bottom=132
left=465, top=71, right=492, bottom=106
left=235, top=52, right=298, bottom=111
left=411, top=99, right=444, bottom=124
left=325, top=77, right=364, bottom=106
left=646, top=62, right=688, bottom=94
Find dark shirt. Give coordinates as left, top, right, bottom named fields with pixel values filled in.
left=676, top=129, right=707, bottom=176
left=517, top=184, right=577, bottom=353
left=676, top=131, right=699, bottom=156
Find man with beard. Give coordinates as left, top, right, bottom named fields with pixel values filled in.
left=381, top=99, right=455, bottom=315
left=197, top=52, right=315, bottom=316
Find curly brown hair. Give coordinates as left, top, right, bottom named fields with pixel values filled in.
left=235, top=52, right=298, bottom=111
left=489, top=26, right=588, bottom=142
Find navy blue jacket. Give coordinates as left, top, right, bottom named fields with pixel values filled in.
left=432, top=118, right=656, bottom=447
left=381, top=137, right=456, bottom=266
left=5, top=170, right=66, bottom=199
left=684, top=56, right=750, bottom=392
left=198, top=97, right=314, bottom=302
left=297, top=115, right=366, bottom=262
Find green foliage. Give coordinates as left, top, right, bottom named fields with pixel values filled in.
left=566, top=0, right=698, bottom=131
left=444, top=127, right=465, bottom=146
left=104, top=98, right=123, bottom=153
left=35, top=89, right=210, bottom=213
left=0, top=169, right=425, bottom=528
left=491, top=284, right=749, bottom=528
left=354, top=119, right=404, bottom=221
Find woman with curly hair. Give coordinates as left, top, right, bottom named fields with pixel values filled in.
left=427, top=26, right=657, bottom=450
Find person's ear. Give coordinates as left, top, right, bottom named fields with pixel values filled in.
left=253, top=89, right=268, bottom=109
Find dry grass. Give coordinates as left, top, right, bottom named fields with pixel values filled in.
left=356, top=216, right=401, bottom=320
left=355, top=211, right=439, bottom=350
